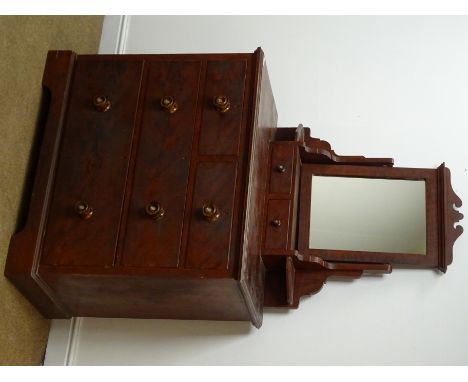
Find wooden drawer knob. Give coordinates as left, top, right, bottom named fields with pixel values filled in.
left=145, top=201, right=165, bottom=220
left=275, top=164, right=286, bottom=173
left=74, top=201, right=93, bottom=220
left=271, top=219, right=282, bottom=227
left=93, top=95, right=111, bottom=112
left=202, top=203, right=220, bottom=223
left=160, top=96, right=178, bottom=113
left=213, top=95, right=230, bottom=113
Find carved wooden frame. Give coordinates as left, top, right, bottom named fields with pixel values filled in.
left=294, top=128, right=463, bottom=273
left=262, top=127, right=463, bottom=309
left=298, top=164, right=439, bottom=268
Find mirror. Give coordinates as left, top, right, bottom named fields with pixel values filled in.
left=309, top=176, right=426, bottom=254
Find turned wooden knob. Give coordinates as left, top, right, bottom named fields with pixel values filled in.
left=160, top=96, right=178, bottom=113
left=213, top=95, right=230, bottom=113
left=202, top=203, right=220, bottom=223
left=74, top=201, right=93, bottom=220
left=93, top=95, right=111, bottom=112
left=271, top=219, right=282, bottom=227
left=145, top=201, right=165, bottom=220
left=275, top=164, right=286, bottom=173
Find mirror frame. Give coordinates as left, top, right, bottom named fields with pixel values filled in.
left=262, top=127, right=463, bottom=309
left=299, top=164, right=438, bottom=268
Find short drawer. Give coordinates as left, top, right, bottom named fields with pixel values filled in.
left=264, top=199, right=291, bottom=250
left=198, top=60, right=247, bottom=156
left=185, top=161, right=237, bottom=270
left=269, top=143, right=295, bottom=194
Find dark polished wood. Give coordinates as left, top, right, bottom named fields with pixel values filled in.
left=269, top=143, right=295, bottom=194
left=40, top=270, right=251, bottom=321
left=236, top=58, right=277, bottom=327
left=437, top=163, right=464, bottom=272
left=264, top=199, right=291, bottom=250
left=121, top=60, right=201, bottom=268
left=41, top=58, right=143, bottom=267
left=5, top=48, right=273, bottom=327
left=186, top=161, right=237, bottom=270
left=4, top=51, right=77, bottom=318
left=199, top=59, right=247, bottom=156
left=297, top=128, right=394, bottom=167
left=284, top=254, right=391, bottom=308
left=5, top=49, right=463, bottom=327
left=298, top=164, right=439, bottom=267
left=262, top=127, right=462, bottom=309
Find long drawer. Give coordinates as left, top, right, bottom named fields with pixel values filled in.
left=41, top=58, right=143, bottom=267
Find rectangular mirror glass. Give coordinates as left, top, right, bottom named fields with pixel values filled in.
left=309, top=176, right=426, bottom=254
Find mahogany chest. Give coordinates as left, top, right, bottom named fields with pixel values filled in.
left=6, top=49, right=277, bottom=328
left=7, top=49, right=462, bottom=329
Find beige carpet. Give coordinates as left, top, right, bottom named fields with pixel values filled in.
left=0, top=16, right=103, bottom=366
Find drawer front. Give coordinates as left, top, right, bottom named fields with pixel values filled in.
left=269, top=143, right=295, bottom=194
left=122, top=61, right=202, bottom=268
left=198, top=60, right=247, bottom=156
left=41, top=59, right=143, bottom=267
left=186, top=162, right=237, bottom=270
left=264, top=199, right=291, bottom=250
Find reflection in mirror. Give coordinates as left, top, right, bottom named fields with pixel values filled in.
left=309, top=176, right=426, bottom=254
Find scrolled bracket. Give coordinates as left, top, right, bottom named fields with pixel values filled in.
left=262, top=251, right=391, bottom=309
left=285, top=253, right=391, bottom=307
left=295, top=127, right=394, bottom=167
left=437, top=163, right=464, bottom=272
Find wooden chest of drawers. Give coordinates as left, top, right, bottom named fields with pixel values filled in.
left=5, top=49, right=278, bottom=328
left=6, top=49, right=463, bottom=328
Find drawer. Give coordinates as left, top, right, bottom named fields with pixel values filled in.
left=186, top=162, right=237, bottom=270
left=122, top=61, right=202, bottom=268
left=42, top=59, right=143, bottom=267
left=264, top=199, right=291, bottom=250
left=198, top=60, right=247, bottom=156
left=269, top=143, right=295, bottom=194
